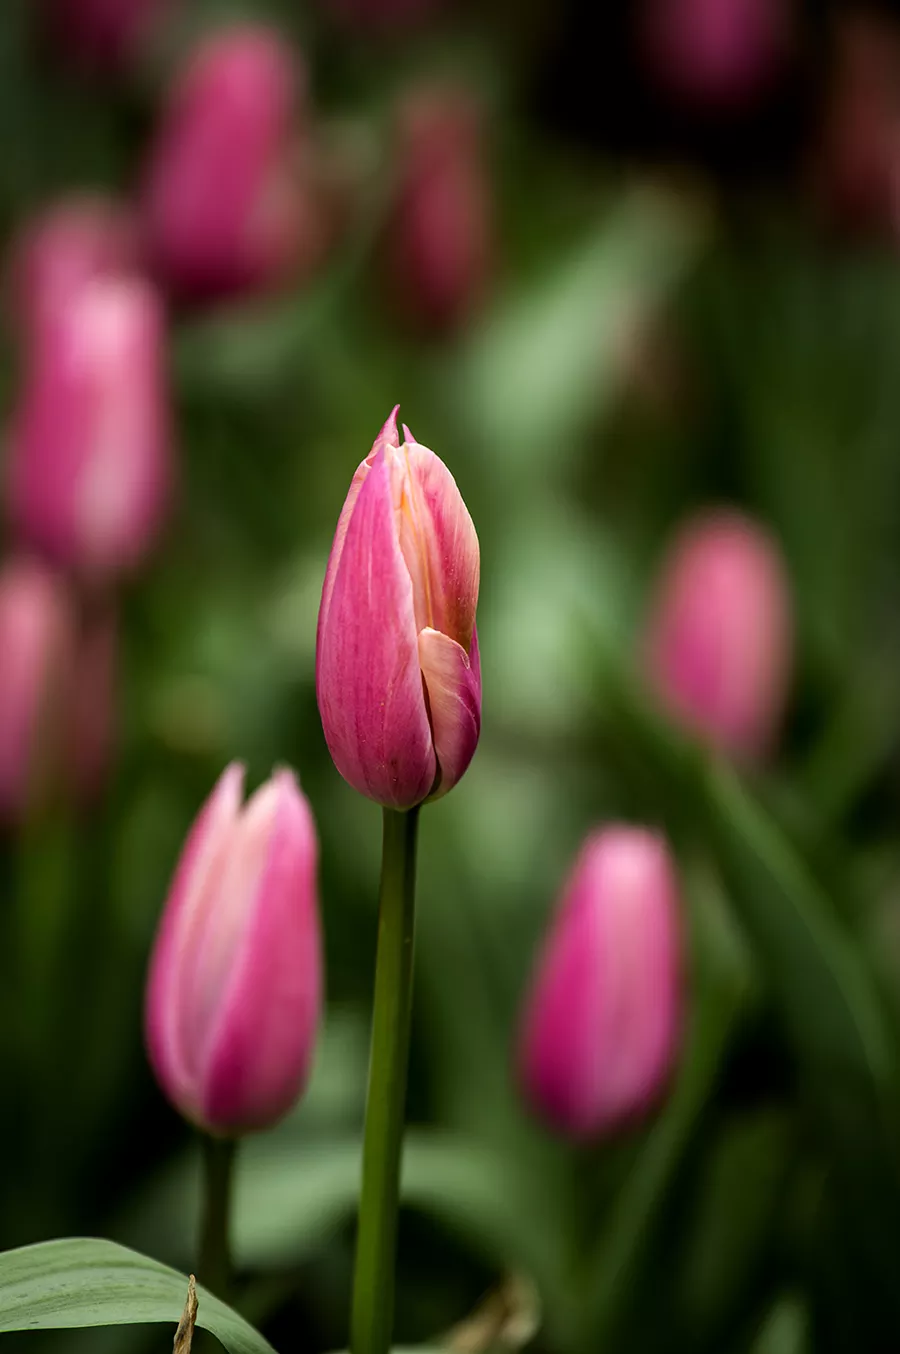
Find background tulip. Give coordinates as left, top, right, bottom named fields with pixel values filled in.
left=639, top=0, right=789, bottom=111
left=316, top=408, right=481, bottom=809
left=6, top=276, right=173, bottom=581
left=643, top=509, right=792, bottom=761
left=386, top=88, right=492, bottom=332
left=0, top=558, right=74, bottom=822
left=142, top=25, right=307, bottom=301
left=145, top=763, right=322, bottom=1135
left=8, top=197, right=142, bottom=348
left=518, top=826, right=683, bottom=1140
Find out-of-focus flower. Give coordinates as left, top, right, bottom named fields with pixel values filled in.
left=317, top=407, right=481, bottom=809
left=518, top=826, right=683, bottom=1139
left=6, top=276, right=173, bottom=582
left=812, top=13, right=900, bottom=235
left=386, top=89, right=492, bottom=333
left=644, top=509, right=792, bottom=760
left=145, top=763, right=322, bottom=1135
left=8, top=197, right=142, bottom=347
left=143, top=25, right=312, bottom=300
left=43, top=0, right=173, bottom=75
left=639, top=0, right=790, bottom=111
left=0, top=558, right=74, bottom=822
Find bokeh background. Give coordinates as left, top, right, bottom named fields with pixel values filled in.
left=3, top=0, right=900, bottom=1351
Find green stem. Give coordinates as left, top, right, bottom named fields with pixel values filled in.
left=351, top=806, right=421, bottom=1354
left=199, top=1136, right=236, bottom=1300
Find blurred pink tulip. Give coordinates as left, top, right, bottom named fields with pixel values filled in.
left=386, top=89, right=492, bottom=332
left=8, top=197, right=142, bottom=346
left=145, top=763, right=323, bottom=1134
left=143, top=25, right=310, bottom=300
left=644, top=510, right=792, bottom=760
left=6, top=276, right=173, bottom=581
left=640, top=0, right=789, bottom=110
left=44, top=0, right=172, bottom=74
left=317, top=407, right=481, bottom=809
left=0, top=559, right=74, bottom=822
left=518, top=827, right=683, bottom=1139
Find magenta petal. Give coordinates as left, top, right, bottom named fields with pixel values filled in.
left=418, top=625, right=481, bottom=799
left=201, top=770, right=322, bottom=1132
left=144, top=763, right=244, bottom=1125
left=401, top=439, right=479, bottom=651
left=316, top=450, right=435, bottom=808
left=518, top=828, right=682, bottom=1139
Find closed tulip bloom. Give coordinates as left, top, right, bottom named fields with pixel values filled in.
left=145, top=764, right=322, bottom=1135
left=143, top=25, right=306, bottom=300
left=316, top=408, right=481, bottom=809
left=9, top=197, right=142, bottom=347
left=0, top=559, right=75, bottom=822
left=387, top=89, right=492, bottom=332
left=644, top=510, right=792, bottom=760
left=6, top=276, right=173, bottom=581
left=518, top=827, right=683, bottom=1139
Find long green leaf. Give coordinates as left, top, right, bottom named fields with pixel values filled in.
left=0, top=1237, right=276, bottom=1353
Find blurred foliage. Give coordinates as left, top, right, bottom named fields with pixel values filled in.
left=3, top=1, right=900, bottom=1352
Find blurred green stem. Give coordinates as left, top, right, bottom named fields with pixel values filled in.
left=351, top=806, right=421, bottom=1354
left=199, top=1136, right=236, bottom=1301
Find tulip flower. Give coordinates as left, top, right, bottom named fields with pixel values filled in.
left=6, top=276, right=173, bottom=581
left=8, top=197, right=142, bottom=347
left=518, top=826, right=683, bottom=1139
left=316, top=408, right=481, bottom=809
left=143, top=25, right=308, bottom=300
left=386, top=89, right=492, bottom=332
left=0, top=559, right=74, bottom=823
left=644, top=510, right=792, bottom=760
left=145, top=764, right=322, bottom=1135
left=43, top=0, right=172, bottom=74
left=639, top=0, right=789, bottom=111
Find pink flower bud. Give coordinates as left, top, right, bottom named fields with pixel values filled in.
left=386, top=89, right=492, bottom=333
left=8, top=197, right=142, bottom=347
left=145, top=763, right=323, bottom=1135
left=143, top=25, right=308, bottom=300
left=639, top=0, right=789, bottom=111
left=0, top=559, right=74, bottom=822
left=316, top=407, right=481, bottom=809
left=644, top=510, right=792, bottom=760
left=6, top=277, right=173, bottom=582
left=43, top=0, right=172, bottom=74
left=518, top=827, right=683, bottom=1139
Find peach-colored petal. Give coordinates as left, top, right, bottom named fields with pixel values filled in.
left=418, top=625, right=481, bottom=799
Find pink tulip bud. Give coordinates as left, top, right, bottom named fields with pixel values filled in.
left=644, top=510, right=792, bottom=760
left=145, top=763, right=323, bottom=1135
left=143, top=25, right=309, bottom=300
left=316, top=407, right=481, bottom=809
left=386, top=89, right=492, bottom=333
left=518, top=827, right=683, bottom=1139
left=0, top=559, right=74, bottom=822
left=639, top=0, right=789, bottom=111
left=8, top=197, right=142, bottom=347
left=6, top=276, right=173, bottom=582
left=43, top=0, right=172, bottom=74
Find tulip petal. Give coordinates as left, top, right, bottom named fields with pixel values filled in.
left=202, top=770, right=322, bottom=1132
left=400, top=438, right=479, bottom=651
left=317, top=407, right=401, bottom=638
left=418, top=624, right=481, bottom=799
left=316, top=449, right=435, bottom=808
left=145, top=763, right=244, bottom=1124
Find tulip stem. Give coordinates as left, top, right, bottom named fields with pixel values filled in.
left=351, top=805, right=421, bottom=1354
left=199, top=1135, right=236, bottom=1301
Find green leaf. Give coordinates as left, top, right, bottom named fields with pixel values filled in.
left=0, top=1237, right=276, bottom=1353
